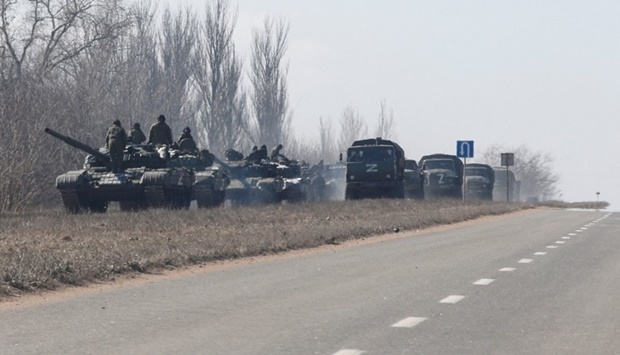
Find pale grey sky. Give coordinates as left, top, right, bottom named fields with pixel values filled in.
left=166, top=0, right=620, bottom=208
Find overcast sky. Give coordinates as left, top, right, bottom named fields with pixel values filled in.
left=165, top=0, right=620, bottom=209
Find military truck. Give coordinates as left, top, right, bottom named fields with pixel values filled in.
left=493, top=167, right=520, bottom=202
left=404, top=159, right=424, bottom=199
left=344, top=137, right=406, bottom=200
left=464, top=163, right=494, bottom=200
left=45, top=128, right=194, bottom=213
left=419, top=153, right=464, bottom=199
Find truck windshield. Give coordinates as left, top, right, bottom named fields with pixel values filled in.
left=466, top=167, right=491, bottom=179
left=348, top=147, right=394, bottom=162
left=423, top=159, right=454, bottom=171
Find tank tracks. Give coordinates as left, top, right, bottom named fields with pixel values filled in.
left=145, top=185, right=190, bottom=209
left=60, top=189, right=82, bottom=213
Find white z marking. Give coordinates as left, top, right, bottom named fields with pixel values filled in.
left=366, top=164, right=378, bottom=172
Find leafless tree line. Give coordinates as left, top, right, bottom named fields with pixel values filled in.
left=0, top=0, right=295, bottom=211
left=480, top=144, right=560, bottom=200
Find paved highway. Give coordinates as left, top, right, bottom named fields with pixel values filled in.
left=1, top=209, right=618, bottom=354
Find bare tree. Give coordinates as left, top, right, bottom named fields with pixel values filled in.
left=192, top=0, right=247, bottom=153
left=0, top=0, right=131, bottom=80
left=338, top=104, right=367, bottom=150
left=249, top=16, right=290, bottom=149
left=318, top=116, right=338, bottom=162
left=374, top=99, right=396, bottom=139
left=159, top=6, right=197, bottom=134
left=480, top=144, right=560, bottom=199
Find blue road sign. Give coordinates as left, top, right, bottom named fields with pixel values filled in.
left=457, top=140, right=474, bottom=158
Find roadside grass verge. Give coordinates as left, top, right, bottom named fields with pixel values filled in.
left=0, top=200, right=530, bottom=299
left=536, top=200, right=609, bottom=210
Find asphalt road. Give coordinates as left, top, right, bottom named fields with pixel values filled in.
left=1, top=209, right=618, bottom=355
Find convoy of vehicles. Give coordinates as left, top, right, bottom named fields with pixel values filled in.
left=46, top=127, right=523, bottom=212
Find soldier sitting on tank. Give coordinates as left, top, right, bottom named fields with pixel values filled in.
left=105, top=119, right=127, bottom=173
left=270, top=144, right=282, bottom=161
left=148, top=114, right=173, bottom=147
left=225, top=148, right=244, bottom=162
left=258, top=145, right=268, bottom=161
left=177, top=127, right=197, bottom=152
left=200, top=149, right=215, bottom=166
left=129, top=122, right=146, bottom=145
left=245, top=145, right=265, bottom=163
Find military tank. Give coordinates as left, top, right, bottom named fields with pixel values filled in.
left=166, top=145, right=229, bottom=208
left=214, top=155, right=284, bottom=206
left=45, top=128, right=194, bottom=213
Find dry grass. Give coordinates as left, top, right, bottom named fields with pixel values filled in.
left=536, top=200, right=610, bottom=210
left=0, top=200, right=533, bottom=299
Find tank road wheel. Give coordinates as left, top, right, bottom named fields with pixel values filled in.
left=145, top=185, right=166, bottom=208
left=87, top=200, right=108, bottom=213
left=194, top=185, right=215, bottom=208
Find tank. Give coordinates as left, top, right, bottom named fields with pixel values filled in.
left=166, top=148, right=229, bottom=208
left=45, top=128, right=194, bottom=213
left=214, top=156, right=284, bottom=206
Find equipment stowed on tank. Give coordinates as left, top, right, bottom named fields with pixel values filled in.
left=45, top=128, right=194, bottom=213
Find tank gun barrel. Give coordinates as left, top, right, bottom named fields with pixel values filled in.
left=44, top=128, right=110, bottom=167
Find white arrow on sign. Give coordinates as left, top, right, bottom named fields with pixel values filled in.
left=457, top=140, right=474, bottom=158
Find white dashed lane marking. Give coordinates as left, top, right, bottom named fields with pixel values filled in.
left=534, top=252, right=547, bottom=256
left=546, top=246, right=558, bottom=249
left=440, top=295, right=465, bottom=304
left=569, top=233, right=577, bottom=236
left=519, top=259, right=533, bottom=263
left=392, top=317, right=428, bottom=328
left=500, top=267, right=516, bottom=272
left=556, top=241, right=566, bottom=244
left=562, top=237, right=571, bottom=239
left=333, top=350, right=365, bottom=355
left=474, top=278, right=495, bottom=286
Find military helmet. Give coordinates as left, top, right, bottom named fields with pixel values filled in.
left=113, top=119, right=121, bottom=126
left=133, top=122, right=141, bottom=128
left=183, top=127, right=191, bottom=134
left=157, top=114, right=166, bottom=122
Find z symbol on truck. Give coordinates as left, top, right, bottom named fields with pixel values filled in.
left=366, top=164, right=378, bottom=172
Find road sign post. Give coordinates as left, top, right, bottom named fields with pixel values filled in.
left=457, top=141, right=474, bottom=201
left=501, top=153, right=514, bottom=202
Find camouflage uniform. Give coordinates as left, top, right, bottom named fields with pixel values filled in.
left=177, top=131, right=197, bottom=151
left=129, top=124, right=146, bottom=145
left=148, top=115, right=173, bottom=146
left=106, top=121, right=127, bottom=173
left=270, top=144, right=283, bottom=161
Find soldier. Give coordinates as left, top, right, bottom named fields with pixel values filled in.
left=177, top=127, right=197, bottom=151
left=270, top=143, right=283, bottom=162
left=129, top=122, right=146, bottom=145
left=258, top=145, right=268, bottom=161
left=105, top=120, right=127, bottom=173
left=148, top=114, right=173, bottom=146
